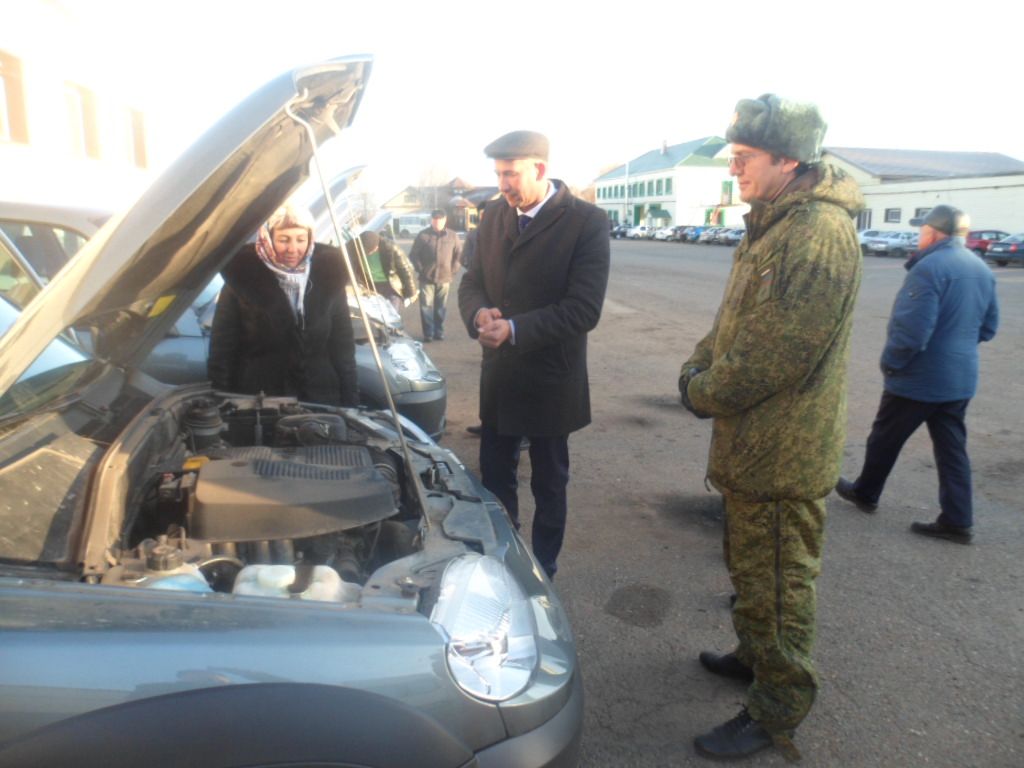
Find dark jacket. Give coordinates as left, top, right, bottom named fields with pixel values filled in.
left=208, top=244, right=358, bottom=406
left=682, top=164, right=864, bottom=501
left=409, top=227, right=462, bottom=284
left=458, top=181, right=610, bottom=436
left=379, top=238, right=417, bottom=298
left=881, top=236, right=999, bottom=402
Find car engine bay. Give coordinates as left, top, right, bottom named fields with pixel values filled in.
left=99, top=395, right=426, bottom=602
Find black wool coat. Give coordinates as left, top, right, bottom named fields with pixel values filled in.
left=458, top=181, right=610, bottom=436
left=208, top=244, right=358, bottom=406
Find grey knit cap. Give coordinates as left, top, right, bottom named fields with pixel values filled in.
left=725, top=94, right=827, bottom=163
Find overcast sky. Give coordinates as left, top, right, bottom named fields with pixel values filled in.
left=54, top=0, right=1024, bottom=202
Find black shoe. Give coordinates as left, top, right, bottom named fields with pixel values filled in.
left=910, top=520, right=973, bottom=545
left=698, top=651, right=754, bottom=682
left=694, top=708, right=775, bottom=761
left=466, top=425, right=482, bottom=436
left=421, top=337, right=433, bottom=343
left=835, top=477, right=878, bottom=513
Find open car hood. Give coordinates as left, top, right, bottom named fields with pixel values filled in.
left=0, top=56, right=372, bottom=395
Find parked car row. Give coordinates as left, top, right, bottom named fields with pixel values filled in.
left=861, top=230, right=919, bottom=258
left=610, top=223, right=746, bottom=245
left=858, top=227, right=1023, bottom=265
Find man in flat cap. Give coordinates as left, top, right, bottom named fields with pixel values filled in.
left=458, top=130, right=610, bottom=580
left=409, top=209, right=461, bottom=342
left=678, top=94, right=864, bottom=761
left=836, top=205, right=998, bottom=543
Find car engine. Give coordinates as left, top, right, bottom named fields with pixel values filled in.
left=100, top=396, right=419, bottom=600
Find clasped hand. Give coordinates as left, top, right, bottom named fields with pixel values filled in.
left=476, top=308, right=511, bottom=349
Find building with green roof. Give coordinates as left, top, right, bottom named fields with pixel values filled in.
left=594, top=137, right=743, bottom=227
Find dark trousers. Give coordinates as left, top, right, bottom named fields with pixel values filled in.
left=419, top=282, right=449, bottom=340
left=479, top=426, right=569, bottom=579
left=853, top=392, right=973, bottom=528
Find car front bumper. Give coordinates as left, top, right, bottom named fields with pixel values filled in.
left=477, top=670, right=583, bottom=768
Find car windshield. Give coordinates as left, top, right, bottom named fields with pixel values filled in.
left=1003, top=234, right=1024, bottom=243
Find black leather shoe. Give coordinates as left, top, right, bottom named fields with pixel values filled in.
left=699, top=651, right=754, bottom=682
left=911, top=520, right=973, bottom=544
left=694, top=708, right=775, bottom=760
left=835, top=477, right=878, bottom=513
left=466, top=425, right=482, bottom=436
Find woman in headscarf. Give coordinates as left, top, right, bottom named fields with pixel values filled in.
left=208, top=203, right=358, bottom=406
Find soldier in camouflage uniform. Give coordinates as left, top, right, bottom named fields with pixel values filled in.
left=679, top=94, right=864, bottom=761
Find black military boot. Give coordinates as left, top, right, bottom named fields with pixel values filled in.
left=698, top=651, right=754, bottom=682
left=694, top=708, right=775, bottom=760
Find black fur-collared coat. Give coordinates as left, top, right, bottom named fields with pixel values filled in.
left=208, top=244, right=358, bottom=406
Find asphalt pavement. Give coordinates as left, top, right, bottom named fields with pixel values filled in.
left=405, top=238, right=1023, bottom=768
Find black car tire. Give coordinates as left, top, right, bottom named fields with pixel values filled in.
left=995, top=260, right=1008, bottom=267
left=890, top=248, right=904, bottom=259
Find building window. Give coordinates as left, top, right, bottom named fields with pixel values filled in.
left=914, top=207, right=930, bottom=219
left=666, top=178, right=672, bottom=195
left=647, top=181, right=653, bottom=196
left=656, top=179, right=663, bottom=195
left=857, top=210, right=873, bottom=230
left=0, top=51, right=28, bottom=143
left=65, top=82, right=100, bottom=159
left=885, top=208, right=901, bottom=223
left=721, top=180, right=733, bottom=205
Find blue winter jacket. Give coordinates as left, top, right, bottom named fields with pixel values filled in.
left=881, top=236, right=999, bottom=402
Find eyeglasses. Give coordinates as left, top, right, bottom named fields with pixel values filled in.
left=727, top=151, right=768, bottom=170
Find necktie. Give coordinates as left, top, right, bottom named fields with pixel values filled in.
left=518, top=214, right=531, bottom=233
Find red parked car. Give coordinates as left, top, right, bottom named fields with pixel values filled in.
left=965, top=229, right=1009, bottom=258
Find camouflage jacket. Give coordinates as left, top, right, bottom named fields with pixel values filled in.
left=682, top=164, right=864, bottom=501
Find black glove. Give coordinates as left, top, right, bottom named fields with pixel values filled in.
left=679, top=367, right=711, bottom=419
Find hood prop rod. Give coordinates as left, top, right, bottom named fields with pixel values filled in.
left=285, top=95, right=431, bottom=530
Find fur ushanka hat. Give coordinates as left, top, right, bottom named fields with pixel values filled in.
left=726, top=94, right=827, bottom=163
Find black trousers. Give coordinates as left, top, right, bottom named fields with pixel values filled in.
left=479, top=426, right=569, bottom=579
left=853, top=392, right=973, bottom=528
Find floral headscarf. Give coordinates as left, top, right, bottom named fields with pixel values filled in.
left=255, top=203, right=316, bottom=322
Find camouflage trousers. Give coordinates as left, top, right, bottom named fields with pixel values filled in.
left=723, top=494, right=826, bottom=732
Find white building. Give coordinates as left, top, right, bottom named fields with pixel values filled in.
left=823, top=148, right=1024, bottom=233
left=0, top=3, right=151, bottom=210
left=594, top=137, right=745, bottom=228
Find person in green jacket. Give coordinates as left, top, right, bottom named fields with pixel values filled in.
left=679, top=94, right=864, bottom=762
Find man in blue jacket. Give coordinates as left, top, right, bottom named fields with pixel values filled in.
left=836, top=205, right=999, bottom=543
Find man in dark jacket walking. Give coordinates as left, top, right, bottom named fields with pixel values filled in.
left=458, top=130, right=609, bottom=580
left=409, top=209, right=461, bottom=342
left=836, top=205, right=999, bottom=543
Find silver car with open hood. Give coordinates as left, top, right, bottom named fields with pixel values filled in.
left=0, top=56, right=581, bottom=768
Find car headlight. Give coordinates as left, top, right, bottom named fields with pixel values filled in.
left=430, top=554, right=538, bottom=702
left=385, top=341, right=426, bottom=381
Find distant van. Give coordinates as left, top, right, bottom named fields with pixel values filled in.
left=395, top=213, right=432, bottom=238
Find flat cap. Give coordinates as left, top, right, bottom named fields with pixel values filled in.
left=909, top=204, right=969, bottom=236
left=725, top=93, right=826, bottom=163
left=484, top=130, right=549, bottom=161
left=430, top=209, right=446, bottom=218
